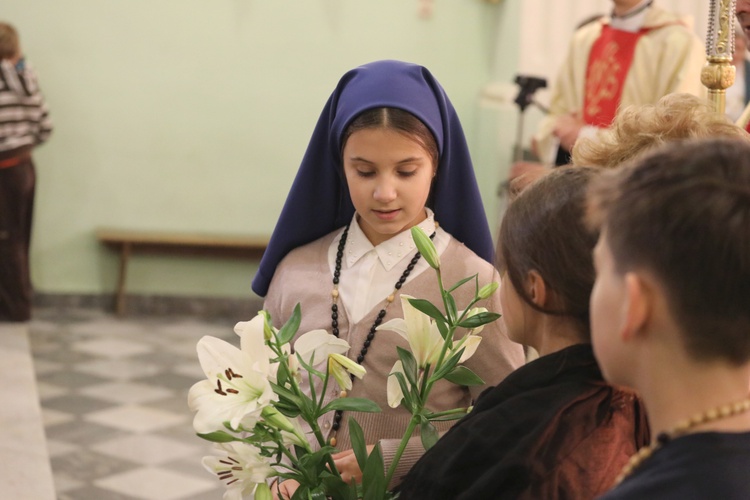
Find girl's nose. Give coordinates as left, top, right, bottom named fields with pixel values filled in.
left=374, top=178, right=397, bottom=202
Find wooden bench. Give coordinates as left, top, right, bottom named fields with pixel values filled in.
left=96, top=227, right=269, bottom=316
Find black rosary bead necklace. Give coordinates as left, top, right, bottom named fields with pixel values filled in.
left=329, top=222, right=436, bottom=438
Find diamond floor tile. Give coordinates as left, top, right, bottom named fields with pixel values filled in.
left=80, top=382, right=174, bottom=405
left=85, top=405, right=188, bottom=433
left=91, top=434, right=201, bottom=466
left=72, top=338, right=154, bottom=358
left=30, top=307, right=228, bottom=499
left=94, top=467, right=216, bottom=500
left=74, top=358, right=163, bottom=381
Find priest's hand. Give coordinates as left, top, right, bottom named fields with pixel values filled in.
left=554, top=113, right=584, bottom=151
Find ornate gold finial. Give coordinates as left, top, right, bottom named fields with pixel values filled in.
left=703, top=0, right=737, bottom=114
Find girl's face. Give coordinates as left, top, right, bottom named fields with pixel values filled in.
left=499, top=271, right=529, bottom=345
left=342, top=127, right=435, bottom=246
left=590, top=232, right=630, bottom=385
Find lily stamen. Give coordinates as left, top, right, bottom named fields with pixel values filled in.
left=214, top=380, right=227, bottom=396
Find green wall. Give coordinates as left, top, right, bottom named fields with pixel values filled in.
left=4, top=1, right=520, bottom=300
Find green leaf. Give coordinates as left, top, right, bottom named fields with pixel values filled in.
left=361, top=444, right=387, bottom=500
left=444, top=365, right=485, bottom=386
left=321, top=398, right=382, bottom=414
left=348, top=417, right=369, bottom=474
left=443, top=292, right=457, bottom=324
left=420, top=419, right=439, bottom=451
left=457, top=312, right=501, bottom=329
left=275, top=404, right=302, bottom=418
left=270, top=382, right=309, bottom=413
left=396, top=346, right=418, bottom=389
left=406, top=298, right=446, bottom=324
left=278, top=303, right=302, bottom=345
left=436, top=320, right=450, bottom=340
left=429, top=348, right=464, bottom=382
left=447, top=274, right=478, bottom=293
left=319, top=474, right=355, bottom=500
left=196, top=430, right=236, bottom=443
left=276, top=359, right=290, bottom=387
left=296, top=352, right=326, bottom=379
left=393, top=371, right=414, bottom=411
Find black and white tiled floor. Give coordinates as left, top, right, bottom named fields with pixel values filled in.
left=29, top=307, right=242, bottom=500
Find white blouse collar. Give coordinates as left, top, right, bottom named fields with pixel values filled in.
left=346, top=209, right=437, bottom=271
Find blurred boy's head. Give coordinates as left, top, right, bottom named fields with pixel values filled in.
left=0, top=22, right=19, bottom=61
left=586, top=138, right=750, bottom=385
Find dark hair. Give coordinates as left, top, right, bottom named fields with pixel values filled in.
left=497, top=167, right=600, bottom=339
left=588, top=137, right=750, bottom=365
left=341, top=107, right=439, bottom=169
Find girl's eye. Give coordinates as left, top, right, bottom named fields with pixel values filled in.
left=398, top=170, right=417, bottom=178
left=356, top=170, right=375, bottom=178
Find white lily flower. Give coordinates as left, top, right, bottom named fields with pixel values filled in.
left=202, top=442, right=275, bottom=500
left=294, top=329, right=350, bottom=367
left=377, top=295, right=443, bottom=368
left=328, top=353, right=366, bottom=391
left=234, top=315, right=276, bottom=372
left=452, top=333, right=482, bottom=364
left=386, top=360, right=409, bottom=408
left=188, top=335, right=276, bottom=434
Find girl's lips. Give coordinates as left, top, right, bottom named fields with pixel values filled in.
left=373, top=209, right=400, bottom=220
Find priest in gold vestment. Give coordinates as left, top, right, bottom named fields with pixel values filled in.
left=529, top=0, right=705, bottom=167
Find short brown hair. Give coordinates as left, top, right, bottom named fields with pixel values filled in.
left=0, top=22, right=19, bottom=60
left=572, top=93, right=749, bottom=168
left=588, top=138, right=750, bottom=364
left=497, top=167, right=600, bottom=339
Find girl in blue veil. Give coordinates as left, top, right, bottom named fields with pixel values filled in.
left=257, top=60, right=523, bottom=494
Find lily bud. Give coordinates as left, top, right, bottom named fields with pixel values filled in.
left=259, top=311, right=275, bottom=341
left=477, top=282, right=499, bottom=300
left=411, top=227, right=440, bottom=269
left=261, top=406, right=295, bottom=433
left=328, top=353, right=366, bottom=391
left=255, top=483, right=272, bottom=500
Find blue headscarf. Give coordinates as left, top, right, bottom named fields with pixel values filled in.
left=252, top=60, right=494, bottom=296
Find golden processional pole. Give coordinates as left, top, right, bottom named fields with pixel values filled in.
left=702, top=0, right=736, bottom=115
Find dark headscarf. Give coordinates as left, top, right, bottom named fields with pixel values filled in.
left=252, top=60, right=493, bottom=296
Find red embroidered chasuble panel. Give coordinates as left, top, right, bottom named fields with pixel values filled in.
left=583, top=25, right=649, bottom=128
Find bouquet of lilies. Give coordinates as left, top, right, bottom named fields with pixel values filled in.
left=188, top=228, right=501, bottom=500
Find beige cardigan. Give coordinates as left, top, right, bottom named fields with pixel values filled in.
left=264, top=231, right=525, bottom=485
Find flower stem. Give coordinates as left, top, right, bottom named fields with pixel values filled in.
left=385, top=415, right=420, bottom=487
left=426, top=407, right=470, bottom=419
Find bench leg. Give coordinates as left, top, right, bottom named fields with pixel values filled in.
left=115, top=243, right=131, bottom=316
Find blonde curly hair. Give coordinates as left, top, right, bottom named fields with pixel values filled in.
left=572, top=93, right=749, bottom=168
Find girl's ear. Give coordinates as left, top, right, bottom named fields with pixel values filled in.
left=620, top=272, right=649, bottom=342
left=526, top=270, right=547, bottom=308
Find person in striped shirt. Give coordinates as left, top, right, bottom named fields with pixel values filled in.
left=0, top=21, right=53, bottom=322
